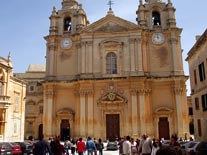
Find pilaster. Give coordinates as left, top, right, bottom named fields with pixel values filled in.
left=174, top=87, right=184, bottom=137
left=138, top=89, right=146, bottom=135
left=130, top=90, right=138, bottom=137
left=79, top=91, right=86, bottom=137
left=87, top=91, right=94, bottom=136
left=43, top=89, right=55, bottom=138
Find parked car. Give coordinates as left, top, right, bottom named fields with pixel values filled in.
left=9, top=142, right=22, bottom=155
left=196, top=141, right=207, bottom=155
left=16, top=142, right=33, bottom=155
left=161, top=140, right=171, bottom=146
left=0, top=142, right=13, bottom=154
left=185, top=141, right=200, bottom=155
left=106, top=141, right=118, bottom=150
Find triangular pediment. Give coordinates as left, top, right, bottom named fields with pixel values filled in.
left=81, top=14, right=139, bottom=33
left=97, top=92, right=127, bottom=104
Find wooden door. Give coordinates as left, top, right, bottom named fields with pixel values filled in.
left=106, top=114, right=120, bottom=140
left=60, top=119, right=70, bottom=141
left=159, top=117, right=170, bottom=139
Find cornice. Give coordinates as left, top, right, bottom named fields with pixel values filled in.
left=186, top=28, right=207, bottom=61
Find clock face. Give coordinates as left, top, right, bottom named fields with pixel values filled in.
left=61, top=38, right=72, bottom=49
left=152, top=33, right=165, bottom=44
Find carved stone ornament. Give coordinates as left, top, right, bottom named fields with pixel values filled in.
left=97, top=91, right=127, bottom=104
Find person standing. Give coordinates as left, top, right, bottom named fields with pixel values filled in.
left=77, top=137, right=86, bottom=155
left=151, top=139, right=159, bottom=155
left=138, top=134, right=152, bottom=155
left=130, top=138, right=138, bottom=155
left=64, top=139, right=72, bottom=155
left=86, top=137, right=97, bottom=155
left=123, top=136, right=131, bottom=155
left=71, top=139, right=76, bottom=155
left=33, top=134, right=51, bottom=155
left=96, top=138, right=104, bottom=155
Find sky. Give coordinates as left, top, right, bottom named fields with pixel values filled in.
left=0, top=0, right=207, bottom=95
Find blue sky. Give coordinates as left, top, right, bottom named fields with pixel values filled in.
left=0, top=0, right=207, bottom=95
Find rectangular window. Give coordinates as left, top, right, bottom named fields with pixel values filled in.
left=189, top=107, right=193, bottom=116
left=39, top=106, right=43, bottom=114
left=197, top=119, right=202, bottom=137
left=199, top=62, right=206, bottom=81
left=201, top=94, right=207, bottom=111
left=14, top=93, right=19, bottom=112
left=13, top=121, right=17, bottom=135
left=195, top=97, right=200, bottom=110
left=29, top=85, right=35, bottom=92
left=28, top=122, right=33, bottom=132
left=194, top=69, right=197, bottom=85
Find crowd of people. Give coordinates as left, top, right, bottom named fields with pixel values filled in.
left=32, top=135, right=104, bottom=155
left=119, top=134, right=188, bottom=155
left=32, top=134, right=188, bottom=155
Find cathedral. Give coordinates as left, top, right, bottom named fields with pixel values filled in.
left=27, top=0, right=190, bottom=141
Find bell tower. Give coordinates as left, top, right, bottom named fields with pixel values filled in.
left=136, top=0, right=184, bottom=76
left=137, top=0, right=176, bottom=29
left=45, top=0, right=88, bottom=79
left=136, top=0, right=189, bottom=139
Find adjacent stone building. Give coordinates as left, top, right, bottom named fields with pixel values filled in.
left=0, top=55, right=26, bottom=142
left=15, top=64, right=45, bottom=140
left=186, top=30, right=207, bottom=141
left=40, top=0, right=189, bottom=141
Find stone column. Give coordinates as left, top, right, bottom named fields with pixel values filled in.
left=131, top=90, right=138, bottom=137
left=43, top=89, right=54, bottom=138
left=129, top=39, right=135, bottom=73
left=79, top=91, right=86, bottom=136
left=170, top=38, right=179, bottom=74
left=87, top=91, right=94, bottom=136
left=174, top=87, right=183, bottom=137
left=137, top=38, right=143, bottom=73
left=47, top=43, right=56, bottom=76
left=88, top=42, right=93, bottom=73
left=138, top=89, right=146, bottom=134
left=77, top=43, right=81, bottom=73
left=81, top=42, right=86, bottom=73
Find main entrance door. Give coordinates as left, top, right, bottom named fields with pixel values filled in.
left=158, top=117, right=170, bottom=139
left=60, top=119, right=70, bottom=141
left=106, top=114, right=120, bottom=140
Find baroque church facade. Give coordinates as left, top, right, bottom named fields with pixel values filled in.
left=22, top=0, right=190, bottom=140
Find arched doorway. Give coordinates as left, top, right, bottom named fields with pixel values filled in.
left=60, top=119, right=70, bottom=141
left=158, top=117, right=170, bottom=140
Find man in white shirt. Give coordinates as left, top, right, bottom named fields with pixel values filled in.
left=138, top=134, right=152, bottom=155
left=122, top=136, right=131, bottom=155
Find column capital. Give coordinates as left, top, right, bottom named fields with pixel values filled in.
left=79, top=89, right=94, bottom=95
left=174, top=87, right=185, bottom=95
left=130, top=88, right=151, bottom=95
left=45, top=90, right=55, bottom=98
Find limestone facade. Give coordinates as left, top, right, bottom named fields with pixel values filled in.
left=41, top=0, right=189, bottom=140
left=15, top=64, right=45, bottom=140
left=186, top=29, right=207, bottom=141
left=0, top=55, right=26, bottom=142
left=17, top=0, right=190, bottom=141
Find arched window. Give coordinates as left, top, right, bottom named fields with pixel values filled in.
left=152, top=11, right=161, bottom=26
left=106, top=52, right=117, bottom=74
left=64, top=17, right=72, bottom=31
